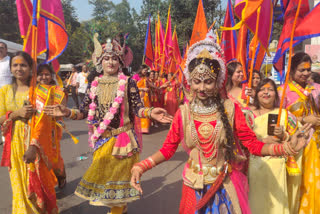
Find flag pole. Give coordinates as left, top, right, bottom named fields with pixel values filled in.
left=246, top=7, right=261, bottom=106
left=276, top=0, right=302, bottom=126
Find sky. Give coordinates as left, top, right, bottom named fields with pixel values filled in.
left=72, top=0, right=143, bottom=21
left=73, top=0, right=227, bottom=22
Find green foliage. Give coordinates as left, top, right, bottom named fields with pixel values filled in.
left=0, top=0, right=225, bottom=69
left=0, top=0, right=22, bottom=43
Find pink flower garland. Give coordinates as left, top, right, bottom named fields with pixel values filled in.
left=88, top=72, right=128, bottom=143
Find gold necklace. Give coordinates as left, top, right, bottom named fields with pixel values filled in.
left=190, top=113, right=221, bottom=162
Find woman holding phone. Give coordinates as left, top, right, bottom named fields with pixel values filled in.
left=249, top=78, right=301, bottom=214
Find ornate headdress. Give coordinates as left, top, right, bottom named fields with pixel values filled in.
left=183, top=30, right=226, bottom=90
left=92, top=33, right=133, bottom=73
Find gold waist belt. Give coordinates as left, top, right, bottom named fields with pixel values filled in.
left=101, top=123, right=133, bottom=138
left=188, top=159, right=225, bottom=184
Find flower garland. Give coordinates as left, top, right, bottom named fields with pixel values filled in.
left=88, top=72, right=128, bottom=143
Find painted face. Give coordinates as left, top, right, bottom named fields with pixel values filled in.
left=0, top=43, right=7, bottom=59
left=102, top=55, right=120, bottom=75
left=257, top=82, right=276, bottom=108
left=252, top=72, right=261, bottom=88
left=293, top=61, right=311, bottom=86
left=37, top=69, right=53, bottom=85
left=11, top=56, right=31, bottom=82
left=231, top=65, right=244, bottom=85
left=191, top=76, right=217, bottom=100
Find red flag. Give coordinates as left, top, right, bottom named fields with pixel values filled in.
left=273, top=0, right=310, bottom=73
left=190, top=0, right=208, bottom=46
left=154, top=14, right=165, bottom=71
left=220, top=0, right=237, bottom=63
left=17, top=0, right=68, bottom=63
left=144, top=14, right=154, bottom=68
left=172, top=27, right=182, bottom=65
left=16, top=0, right=32, bottom=40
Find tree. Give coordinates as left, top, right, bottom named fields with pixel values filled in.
left=0, top=0, right=22, bottom=43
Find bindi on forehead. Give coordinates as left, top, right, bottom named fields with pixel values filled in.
left=262, top=83, right=272, bottom=89
left=13, top=58, right=24, bottom=64
left=303, top=62, right=311, bottom=69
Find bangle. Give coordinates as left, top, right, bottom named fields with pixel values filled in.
left=68, top=109, right=79, bottom=120
left=148, top=107, right=154, bottom=119
left=132, top=156, right=156, bottom=174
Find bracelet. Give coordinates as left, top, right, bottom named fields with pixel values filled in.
left=148, top=107, right=154, bottom=119
left=68, top=109, right=79, bottom=120
left=132, top=156, right=156, bottom=175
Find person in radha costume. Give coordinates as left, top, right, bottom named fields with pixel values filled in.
left=226, top=62, right=245, bottom=107
left=37, top=64, right=67, bottom=189
left=248, top=78, right=302, bottom=214
left=130, top=30, right=312, bottom=214
left=43, top=34, right=172, bottom=214
left=277, top=52, right=320, bottom=214
left=0, top=51, right=59, bottom=213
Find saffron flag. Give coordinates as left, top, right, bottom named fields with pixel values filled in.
left=220, top=0, right=237, bottom=63
left=236, top=25, right=249, bottom=81
left=233, top=0, right=273, bottom=51
left=190, top=0, right=208, bottom=46
left=273, top=0, right=311, bottom=73
left=164, top=5, right=173, bottom=58
left=17, top=0, right=68, bottom=63
left=144, top=14, right=154, bottom=68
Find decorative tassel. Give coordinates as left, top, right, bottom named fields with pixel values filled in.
left=286, top=156, right=301, bottom=176
left=55, top=121, right=79, bottom=144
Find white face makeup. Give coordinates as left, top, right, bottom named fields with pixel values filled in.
left=102, top=55, right=121, bottom=75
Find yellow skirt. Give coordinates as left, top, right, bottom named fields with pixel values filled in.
left=75, top=137, right=140, bottom=207
left=298, top=130, right=320, bottom=213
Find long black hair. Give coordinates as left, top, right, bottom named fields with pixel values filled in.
left=253, top=78, right=279, bottom=110
left=226, top=61, right=242, bottom=91
left=214, top=94, right=236, bottom=161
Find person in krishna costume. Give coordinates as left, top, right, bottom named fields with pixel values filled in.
left=43, top=33, right=172, bottom=214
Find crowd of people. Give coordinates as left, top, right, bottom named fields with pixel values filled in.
left=0, top=27, right=320, bottom=214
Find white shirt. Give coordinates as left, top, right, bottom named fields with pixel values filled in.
left=76, top=72, right=88, bottom=93
left=0, top=56, right=12, bottom=87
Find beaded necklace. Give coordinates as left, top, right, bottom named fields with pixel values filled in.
left=87, top=72, right=128, bottom=143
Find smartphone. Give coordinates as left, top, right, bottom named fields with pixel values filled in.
left=23, top=100, right=30, bottom=106
left=267, top=114, right=278, bottom=136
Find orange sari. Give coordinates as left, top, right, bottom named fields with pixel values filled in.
left=28, top=84, right=65, bottom=213
left=137, top=77, right=151, bottom=133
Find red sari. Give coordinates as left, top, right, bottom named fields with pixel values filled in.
left=149, top=79, right=161, bottom=107
left=164, top=79, right=180, bottom=116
